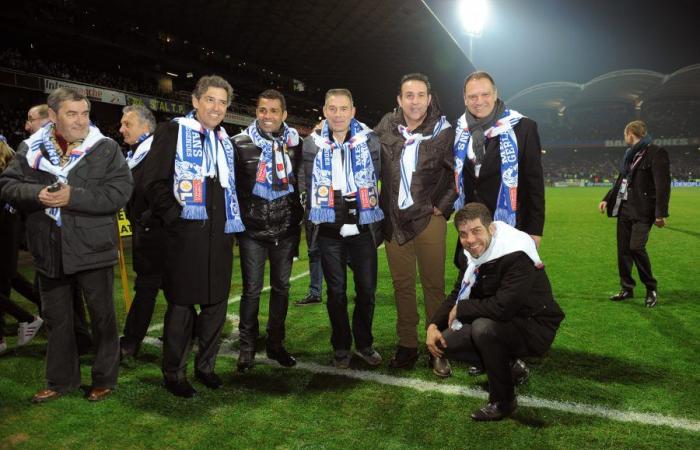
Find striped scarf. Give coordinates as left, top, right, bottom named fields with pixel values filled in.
left=24, top=123, right=106, bottom=226
left=172, top=112, right=244, bottom=233
left=397, top=116, right=451, bottom=210
left=309, top=119, right=383, bottom=225
left=125, top=134, right=153, bottom=169
left=241, top=121, right=298, bottom=200
left=453, top=109, right=523, bottom=225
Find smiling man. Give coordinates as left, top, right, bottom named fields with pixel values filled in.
left=0, top=87, right=133, bottom=403
left=374, top=73, right=455, bottom=372
left=142, top=75, right=243, bottom=397
left=299, top=88, right=383, bottom=369
left=453, top=71, right=545, bottom=249
left=231, top=89, right=303, bottom=372
left=426, top=202, right=564, bottom=421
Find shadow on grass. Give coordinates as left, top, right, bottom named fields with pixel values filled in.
left=534, top=347, right=664, bottom=385
left=665, top=226, right=700, bottom=239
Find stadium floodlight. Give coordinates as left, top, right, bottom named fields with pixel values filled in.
left=458, top=0, right=488, bottom=38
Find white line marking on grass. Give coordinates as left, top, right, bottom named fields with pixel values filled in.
left=140, top=335, right=700, bottom=433
left=146, top=270, right=311, bottom=334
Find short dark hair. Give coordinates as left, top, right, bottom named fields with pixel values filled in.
left=398, top=73, right=431, bottom=96
left=463, top=71, right=496, bottom=92
left=193, top=75, right=233, bottom=106
left=454, top=202, right=493, bottom=229
left=47, top=88, right=90, bottom=113
left=258, top=89, right=286, bottom=111
left=324, top=88, right=353, bottom=105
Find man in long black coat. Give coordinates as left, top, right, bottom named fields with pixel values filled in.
left=142, top=75, right=242, bottom=397
left=599, top=120, right=670, bottom=307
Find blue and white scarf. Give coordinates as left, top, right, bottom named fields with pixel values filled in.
left=309, top=119, right=383, bottom=225
left=453, top=109, right=523, bottom=225
left=241, top=121, right=298, bottom=200
left=397, top=116, right=451, bottom=210
left=173, top=112, right=244, bottom=233
left=25, top=122, right=105, bottom=226
left=125, top=134, right=153, bottom=169
left=451, top=221, right=543, bottom=330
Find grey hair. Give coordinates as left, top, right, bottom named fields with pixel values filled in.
left=122, top=104, right=156, bottom=133
left=47, top=87, right=91, bottom=113
left=192, top=75, right=233, bottom=106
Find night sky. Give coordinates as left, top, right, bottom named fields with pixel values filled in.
left=427, top=0, right=700, bottom=100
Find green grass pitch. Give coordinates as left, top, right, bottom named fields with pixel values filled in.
left=1, top=187, right=699, bottom=449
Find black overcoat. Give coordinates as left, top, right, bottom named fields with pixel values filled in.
left=141, top=122, right=234, bottom=305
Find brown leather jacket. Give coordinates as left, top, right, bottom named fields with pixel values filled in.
left=374, top=99, right=456, bottom=245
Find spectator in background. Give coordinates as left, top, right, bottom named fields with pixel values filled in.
left=118, top=104, right=162, bottom=360
left=599, top=120, right=670, bottom=308
left=0, top=136, right=43, bottom=354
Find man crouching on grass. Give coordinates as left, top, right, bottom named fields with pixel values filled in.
left=426, top=202, right=564, bottom=421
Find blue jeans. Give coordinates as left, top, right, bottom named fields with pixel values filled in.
left=238, top=233, right=296, bottom=351
left=318, top=232, right=377, bottom=353
left=306, top=222, right=323, bottom=298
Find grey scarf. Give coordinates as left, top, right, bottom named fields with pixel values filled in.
left=464, top=98, right=506, bottom=165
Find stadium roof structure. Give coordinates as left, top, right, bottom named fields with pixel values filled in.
left=507, top=65, right=700, bottom=112
left=4, top=0, right=474, bottom=117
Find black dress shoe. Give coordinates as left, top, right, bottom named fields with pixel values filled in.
left=237, top=350, right=255, bottom=372
left=295, top=293, right=322, bottom=306
left=163, top=379, right=197, bottom=398
left=266, top=347, right=297, bottom=367
left=195, top=370, right=223, bottom=389
left=610, top=289, right=633, bottom=301
left=470, top=399, right=518, bottom=421
left=511, top=359, right=530, bottom=385
left=388, top=346, right=418, bottom=369
left=645, top=290, right=658, bottom=308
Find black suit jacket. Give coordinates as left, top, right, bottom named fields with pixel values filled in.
left=431, top=251, right=564, bottom=355
left=603, top=143, right=670, bottom=222
left=454, top=118, right=545, bottom=269
left=462, top=117, right=545, bottom=236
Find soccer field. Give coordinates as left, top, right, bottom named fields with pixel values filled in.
left=1, top=187, right=699, bottom=449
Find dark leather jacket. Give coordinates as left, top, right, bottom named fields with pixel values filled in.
left=374, top=98, right=456, bottom=245
left=232, top=131, right=303, bottom=243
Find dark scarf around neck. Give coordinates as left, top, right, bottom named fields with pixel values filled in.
left=465, top=98, right=506, bottom=165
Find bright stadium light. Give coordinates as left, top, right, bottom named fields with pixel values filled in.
left=458, top=0, right=488, bottom=38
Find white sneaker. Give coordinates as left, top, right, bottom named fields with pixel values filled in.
left=354, top=347, right=382, bottom=366
left=17, top=316, right=43, bottom=346
left=0, top=339, right=7, bottom=354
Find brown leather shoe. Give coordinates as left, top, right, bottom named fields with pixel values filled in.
left=87, top=387, right=112, bottom=402
left=31, top=389, right=62, bottom=403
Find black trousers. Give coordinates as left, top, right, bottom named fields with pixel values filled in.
left=162, top=300, right=227, bottom=381
left=442, top=318, right=529, bottom=402
left=0, top=293, right=34, bottom=339
left=121, top=226, right=166, bottom=352
left=616, top=216, right=657, bottom=291
left=38, top=267, right=119, bottom=392
left=237, top=233, right=295, bottom=352
left=318, top=232, right=377, bottom=353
